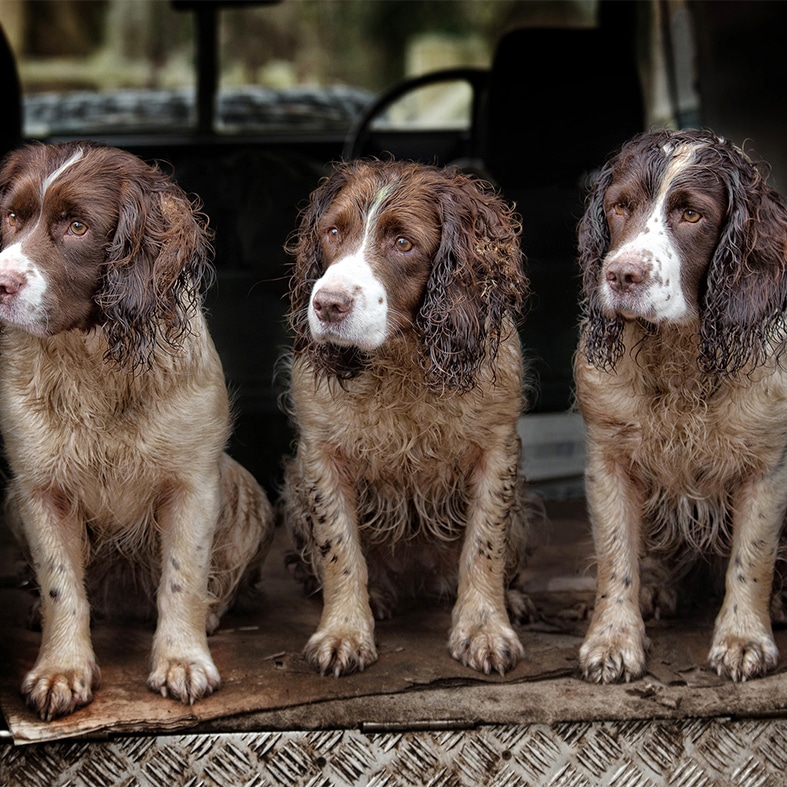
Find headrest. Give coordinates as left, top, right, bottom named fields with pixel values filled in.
left=0, top=25, right=22, bottom=156
left=482, top=26, right=644, bottom=188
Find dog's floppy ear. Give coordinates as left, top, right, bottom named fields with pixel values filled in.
left=416, top=170, right=527, bottom=393
left=699, top=149, right=787, bottom=375
left=288, top=161, right=365, bottom=379
left=99, top=165, right=213, bottom=370
left=577, top=158, right=625, bottom=371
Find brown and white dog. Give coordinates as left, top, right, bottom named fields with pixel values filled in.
left=0, top=141, right=273, bottom=720
left=576, top=129, right=787, bottom=684
left=282, top=159, right=532, bottom=678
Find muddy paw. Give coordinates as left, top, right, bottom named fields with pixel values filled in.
left=148, top=655, right=220, bottom=704
left=449, top=621, right=524, bottom=675
left=579, top=624, right=648, bottom=684
left=23, top=660, right=100, bottom=721
left=304, top=628, right=378, bottom=677
left=708, top=634, right=779, bottom=682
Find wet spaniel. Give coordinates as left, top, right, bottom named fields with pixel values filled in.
left=0, top=141, right=273, bottom=720
left=282, top=159, right=532, bottom=677
left=576, top=129, right=787, bottom=684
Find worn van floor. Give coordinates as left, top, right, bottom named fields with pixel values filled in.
left=2, top=495, right=787, bottom=746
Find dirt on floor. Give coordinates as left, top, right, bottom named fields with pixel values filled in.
left=3, top=497, right=787, bottom=745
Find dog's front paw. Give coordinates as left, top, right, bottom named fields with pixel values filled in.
left=708, top=633, right=779, bottom=682
left=304, top=628, right=378, bottom=677
left=148, top=653, right=220, bottom=704
left=579, top=619, right=648, bottom=684
left=22, top=659, right=100, bottom=721
left=449, top=620, right=524, bottom=675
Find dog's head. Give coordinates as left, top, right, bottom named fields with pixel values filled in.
left=579, top=129, right=787, bottom=374
left=289, top=159, right=527, bottom=392
left=0, top=141, right=213, bottom=369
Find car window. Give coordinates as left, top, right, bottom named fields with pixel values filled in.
left=369, top=78, right=477, bottom=132
left=4, top=0, right=605, bottom=138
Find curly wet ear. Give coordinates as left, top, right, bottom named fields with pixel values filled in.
left=417, top=173, right=527, bottom=392
left=699, top=157, right=787, bottom=375
left=577, top=162, right=625, bottom=371
left=99, top=174, right=213, bottom=370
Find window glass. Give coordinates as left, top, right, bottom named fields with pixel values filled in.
left=3, top=0, right=604, bottom=137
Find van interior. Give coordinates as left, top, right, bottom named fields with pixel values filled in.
left=2, top=1, right=787, bottom=781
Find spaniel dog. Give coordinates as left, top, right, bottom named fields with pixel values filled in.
left=281, top=159, right=532, bottom=678
left=576, top=129, right=787, bottom=684
left=0, top=141, right=273, bottom=720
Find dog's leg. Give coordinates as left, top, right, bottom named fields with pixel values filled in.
left=579, top=444, right=648, bottom=683
left=205, top=454, right=273, bottom=634
left=298, top=449, right=377, bottom=677
left=449, top=435, right=525, bottom=675
left=147, top=475, right=222, bottom=703
left=708, top=465, right=787, bottom=681
left=17, top=486, right=99, bottom=720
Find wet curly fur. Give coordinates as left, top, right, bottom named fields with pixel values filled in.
left=0, top=141, right=273, bottom=720
left=282, top=159, right=534, bottom=678
left=575, top=129, right=787, bottom=686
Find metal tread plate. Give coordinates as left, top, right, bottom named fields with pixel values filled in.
left=3, top=718, right=787, bottom=786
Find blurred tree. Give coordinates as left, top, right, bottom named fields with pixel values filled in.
left=220, top=0, right=529, bottom=93
left=22, top=0, right=106, bottom=57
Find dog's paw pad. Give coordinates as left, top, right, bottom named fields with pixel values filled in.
left=305, top=629, right=378, bottom=677
left=708, top=634, right=778, bottom=682
left=22, top=662, right=100, bottom=721
left=147, top=656, right=220, bottom=704
left=449, top=623, right=524, bottom=675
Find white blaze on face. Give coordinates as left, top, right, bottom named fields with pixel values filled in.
left=602, top=143, right=698, bottom=322
left=30, top=147, right=86, bottom=233
left=0, top=153, right=90, bottom=333
left=40, top=148, right=85, bottom=201
left=0, top=241, right=50, bottom=330
left=0, top=149, right=86, bottom=333
left=308, top=187, right=391, bottom=350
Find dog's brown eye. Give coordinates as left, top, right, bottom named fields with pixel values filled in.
left=395, top=237, right=413, bottom=252
left=6, top=211, right=17, bottom=228
left=69, top=220, right=88, bottom=236
left=612, top=203, right=628, bottom=216
left=682, top=209, right=701, bottom=223
left=326, top=227, right=339, bottom=243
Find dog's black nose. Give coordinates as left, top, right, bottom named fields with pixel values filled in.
left=312, top=288, right=353, bottom=323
